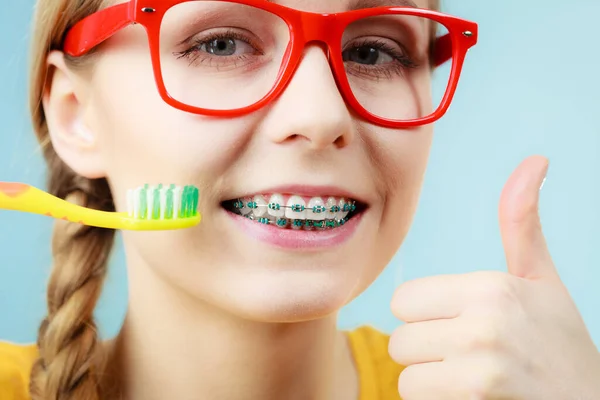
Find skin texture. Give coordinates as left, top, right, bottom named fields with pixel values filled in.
left=43, top=0, right=434, bottom=399
left=39, top=0, right=600, bottom=399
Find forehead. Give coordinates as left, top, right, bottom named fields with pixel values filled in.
left=261, top=0, right=430, bottom=12
left=112, top=0, right=431, bottom=11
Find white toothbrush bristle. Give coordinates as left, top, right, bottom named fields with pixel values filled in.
left=160, top=186, right=167, bottom=220
left=134, top=187, right=141, bottom=219
left=173, top=186, right=182, bottom=218
left=146, top=186, right=153, bottom=218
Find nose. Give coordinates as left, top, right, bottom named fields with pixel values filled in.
left=257, top=46, right=354, bottom=150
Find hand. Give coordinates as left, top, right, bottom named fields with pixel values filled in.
left=389, top=155, right=600, bottom=399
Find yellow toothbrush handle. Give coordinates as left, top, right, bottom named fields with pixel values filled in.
left=0, top=182, right=120, bottom=225
left=0, top=182, right=200, bottom=231
left=0, top=182, right=69, bottom=214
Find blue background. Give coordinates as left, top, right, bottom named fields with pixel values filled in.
left=1, top=0, right=599, bottom=346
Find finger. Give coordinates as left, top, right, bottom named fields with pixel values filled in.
left=498, top=155, right=557, bottom=280
left=398, top=362, right=461, bottom=400
left=389, top=319, right=457, bottom=366
left=398, top=356, right=530, bottom=400
left=391, top=275, right=468, bottom=322
left=390, top=272, right=506, bottom=322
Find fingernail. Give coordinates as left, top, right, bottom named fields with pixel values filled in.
left=539, top=159, right=550, bottom=191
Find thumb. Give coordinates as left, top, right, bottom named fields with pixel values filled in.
left=498, top=155, right=557, bottom=280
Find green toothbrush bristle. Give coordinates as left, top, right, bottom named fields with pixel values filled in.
left=179, top=186, right=187, bottom=218
left=130, top=184, right=199, bottom=221
left=182, top=187, right=189, bottom=218
left=165, top=184, right=174, bottom=219
left=188, top=186, right=195, bottom=217
left=192, top=187, right=199, bottom=216
left=152, top=186, right=161, bottom=220
left=139, top=185, right=148, bottom=219
left=185, top=185, right=193, bottom=218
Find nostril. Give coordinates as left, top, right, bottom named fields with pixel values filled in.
left=333, top=134, right=347, bottom=148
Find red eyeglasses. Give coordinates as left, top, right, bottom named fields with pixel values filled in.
left=63, top=0, right=478, bottom=128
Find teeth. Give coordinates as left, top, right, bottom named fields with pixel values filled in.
left=291, top=219, right=304, bottom=230
left=306, top=197, right=326, bottom=221
left=324, top=197, right=338, bottom=219
left=267, top=194, right=285, bottom=218
left=230, top=193, right=358, bottom=229
left=275, top=217, right=288, bottom=228
left=303, top=220, right=314, bottom=231
left=285, top=196, right=307, bottom=219
left=238, top=197, right=252, bottom=215
left=253, top=195, right=267, bottom=217
left=335, top=199, right=349, bottom=220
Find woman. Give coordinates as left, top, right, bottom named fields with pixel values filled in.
left=1, top=0, right=599, bottom=399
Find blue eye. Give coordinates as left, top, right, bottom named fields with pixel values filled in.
left=203, top=38, right=238, bottom=56
left=343, top=45, right=392, bottom=65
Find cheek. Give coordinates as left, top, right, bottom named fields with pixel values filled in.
left=82, top=52, right=268, bottom=290
left=368, top=126, right=433, bottom=273
left=84, top=51, right=256, bottom=208
left=385, top=125, right=433, bottom=199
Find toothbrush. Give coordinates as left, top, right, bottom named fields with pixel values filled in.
left=0, top=182, right=200, bottom=231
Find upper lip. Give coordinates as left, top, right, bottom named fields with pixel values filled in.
left=224, top=184, right=371, bottom=205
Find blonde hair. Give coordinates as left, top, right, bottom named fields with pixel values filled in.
left=27, top=0, right=441, bottom=399
left=28, top=1, right=114, bottom=399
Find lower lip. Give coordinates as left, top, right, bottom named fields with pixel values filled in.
left=225, top=210, right=363, bottom=250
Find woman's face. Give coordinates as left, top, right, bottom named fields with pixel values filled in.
left=55, top=0, right=435, bottom=322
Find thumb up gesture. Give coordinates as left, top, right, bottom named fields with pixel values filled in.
left=390, top=156, right=600, bottom=399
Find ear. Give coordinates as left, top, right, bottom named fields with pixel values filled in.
left=43, top=50, right=106, bottom=179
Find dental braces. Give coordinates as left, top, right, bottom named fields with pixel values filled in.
left=233, top=200, right=357, bottom=214
left=242, top=214, right=350, bottom=228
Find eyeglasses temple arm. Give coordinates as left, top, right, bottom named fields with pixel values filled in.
left=63, top=2, right=133, bottom=57
left=432, top=33, right=452, bottom=67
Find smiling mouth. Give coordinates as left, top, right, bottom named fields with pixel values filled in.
left=222, top=193, right=365, bottom=230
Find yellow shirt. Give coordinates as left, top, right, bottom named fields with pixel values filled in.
left=0, top=326, right=402, bottom=400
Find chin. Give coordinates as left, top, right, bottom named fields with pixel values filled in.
left=205, top=265, right=364, bottom=323
left=125, top=215, right=390, bottom=324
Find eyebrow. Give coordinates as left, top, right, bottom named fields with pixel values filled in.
left=347, top=0, right=419, bottom=10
